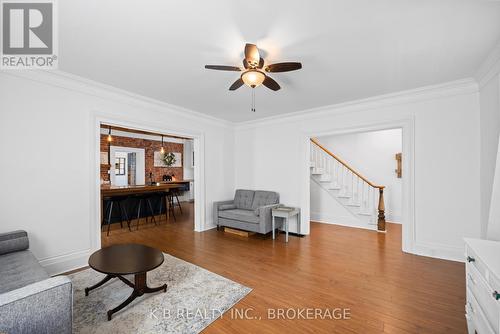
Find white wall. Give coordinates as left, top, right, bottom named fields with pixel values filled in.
left=0, top=71, right=235, bottom=275
left=314, top=129, right=402, bottom=223
left=235, top=80, right=481, bottom=261
left=480, top=73, right=500, bottom=238
left=183, top=139, right=194, bottom=180
left=488, top=139, right=500, bottom=241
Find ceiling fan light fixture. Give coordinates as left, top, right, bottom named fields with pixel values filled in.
left=241, top=70, right=266, bottom=88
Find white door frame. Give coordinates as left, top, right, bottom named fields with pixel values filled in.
left=90, top=112, right=205, bottom=251
left=301, top=117, right=415, bottom=254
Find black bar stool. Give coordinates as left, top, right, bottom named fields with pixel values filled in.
left=134, top=193, right=157, bottom=229
left=170, top=188, right=183, bottom=214
left=152, top=191, right=171, bottom=223
left=102, top=195, right=131, bottom=236
left=163, top=191, right=177, bottom=222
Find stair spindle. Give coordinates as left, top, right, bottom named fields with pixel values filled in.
left=357, top=177, right=361, bottom=206
left=351, top=173, right=354, bottom=198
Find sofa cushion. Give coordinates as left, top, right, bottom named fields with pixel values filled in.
left=0, top=250, right=49, bottom=294
left=251, top=190, right=279, bottom=210
left=0, top=230, right=29, bottom=255
left=234, top=189, right=255, bottom=210
left=219, top=203, right=236, bottom=211
left=218, top=209, right=260, bottom=224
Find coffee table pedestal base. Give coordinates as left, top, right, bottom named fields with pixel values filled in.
left=85, top=272, right=167, bottom=321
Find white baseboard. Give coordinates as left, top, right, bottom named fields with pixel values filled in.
left=195, top=217, right=216, bottom=232
left=199, top=224, right=217, bottom=232
left=310, top=212, right=376, bottom=231
left=386, top=214, right=402, bottom=223
left=408, top=241, right=464, bottom=262
left=39, top=249, right=92, bottom=276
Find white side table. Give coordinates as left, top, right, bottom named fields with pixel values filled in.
left=272, top=207, right=301, bottom=242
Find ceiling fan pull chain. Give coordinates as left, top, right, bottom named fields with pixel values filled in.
left=251, top=89, right=256, bottom=112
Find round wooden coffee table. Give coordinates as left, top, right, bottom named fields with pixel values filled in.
left=85, top=244, right=167, bottom=320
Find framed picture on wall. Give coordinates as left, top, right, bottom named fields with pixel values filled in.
left=153, top=151, right=182, bottom=167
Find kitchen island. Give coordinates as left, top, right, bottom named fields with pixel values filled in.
left=101, top=180, right=190, bottom=197
left=100, top=180, right=191, bottom=228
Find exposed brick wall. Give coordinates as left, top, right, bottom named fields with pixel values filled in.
left=100, top=135, right=183, bottom=183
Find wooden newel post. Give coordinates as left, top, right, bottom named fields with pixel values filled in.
left=377, top=188, right=386, bottom=232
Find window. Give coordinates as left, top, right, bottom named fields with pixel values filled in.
left=115, top=157, right=125, bottom=175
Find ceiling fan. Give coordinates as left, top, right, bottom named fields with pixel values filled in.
left=204, top=43, right=302, bottom=91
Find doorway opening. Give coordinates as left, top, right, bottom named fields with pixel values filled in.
left=309, top=128, right=403, bottom=231
left=302, top=117, right=415, bottom=254
left=96, top=123, right=198, bottom=248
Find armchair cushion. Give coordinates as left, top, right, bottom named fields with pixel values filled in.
left=0, top=250, right=49, bottom=294
left=219, top=203, right=237, bottom=211
left=251, top=191, right=279, bottom=210
left=234, top=189, right=255, bottom=210
left=218, top=209, right=260, bottom=224
left=0, top=230, right=29, bottom=255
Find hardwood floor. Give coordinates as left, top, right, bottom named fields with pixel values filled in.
left=102, top=203, right=466, bottom=333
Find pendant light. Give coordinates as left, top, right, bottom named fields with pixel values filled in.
left=107, top=126, right=112, bottom=171
left=107, top=126, right=112, bottom=142
left=160, top=135, right=165, bottom=154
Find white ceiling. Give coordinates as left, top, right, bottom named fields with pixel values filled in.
left=59, top=0, right=500, bottom=122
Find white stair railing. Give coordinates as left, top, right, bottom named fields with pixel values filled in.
left=310, top=138, right=386, bottom=231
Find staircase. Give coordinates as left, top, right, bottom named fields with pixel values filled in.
left=310, top=138, right=386, bottom=231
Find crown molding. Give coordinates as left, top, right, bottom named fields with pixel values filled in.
left=475, top=40, right=500, bottom=88
left=1, top=70, right=479, bottom=129
left=0, top=70, right=235, bottom=128
left=235, top=78, right=478, bottom=129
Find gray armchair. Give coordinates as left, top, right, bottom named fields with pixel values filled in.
left=214, top=189, right=280, bottom=234
left=0, top=231, right=72, bottom=334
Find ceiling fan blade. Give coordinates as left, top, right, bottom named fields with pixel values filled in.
left=262, top=76, right=281, bottom=91
left=265, top=62, right=302, bottom=73
left=205, top=65, right=241, bottom=71
left=229, top=78, right=244, bottom=91
left=244, top=44, right=260, bottom=67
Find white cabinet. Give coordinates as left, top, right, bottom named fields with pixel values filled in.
left=188, top=181, right=194, bottom=201
left=178, top=181, right=194, bottom=202
left=464, top=238, right=500, bottom=333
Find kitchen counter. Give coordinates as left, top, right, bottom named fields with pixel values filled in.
left=101, top=180, right=190, bottom=197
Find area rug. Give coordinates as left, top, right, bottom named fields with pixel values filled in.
left=70, top=253, right=251, bottom=334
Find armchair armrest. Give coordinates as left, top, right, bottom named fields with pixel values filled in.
left=214, top=200, right=235, bottom=208
left=257, top=204, right=281, bottom=234
left=219, top=203, right=236, bottom=211
left=257, top=204, right=281, bottom=217
left=213, top=200, right=235, bottom=227
left=0, top=230, right=29, bottom=255
left=0, top=276, right=73, bottom=334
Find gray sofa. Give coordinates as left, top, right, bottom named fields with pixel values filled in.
left=214, top=189, right=280, bottom=234
left=0, top=230, right=72, bottom=334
